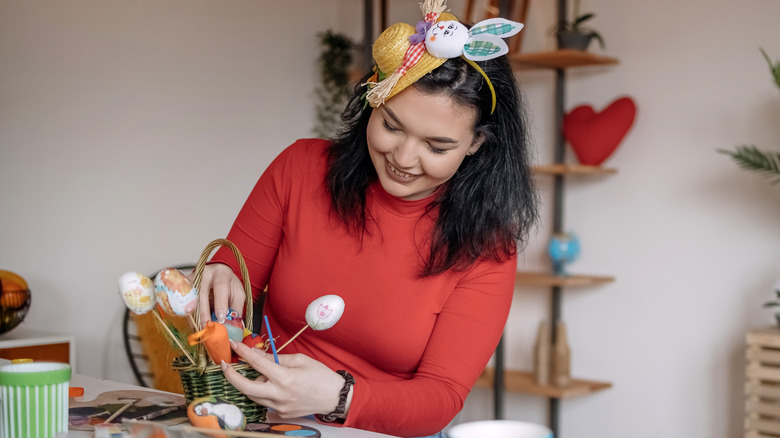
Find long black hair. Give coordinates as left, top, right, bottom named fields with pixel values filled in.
left=326, top=54, right=538, bottom=276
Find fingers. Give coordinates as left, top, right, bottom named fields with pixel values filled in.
left=222, top=340, right=281, bottom=405
left=220, top=359, right=274, bottom=406
left=223, top=342, right=341, bottom=418
left=194, top=264, right=244, bottom=326
left=229, top=340, right=281, bottom=379
left=211, top=270, right=231, bottom=323
left=228, top=275, right=246, bottom=319
left=196, top=267, right=214, bottom=326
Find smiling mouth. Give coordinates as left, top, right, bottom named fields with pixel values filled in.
left=388, top=162, right=414, bottom=179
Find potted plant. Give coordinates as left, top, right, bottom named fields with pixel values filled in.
left=313, top=30, right=355, bottom=139
left=719, top=49, right=780, bottom=185
left=719, top=48, right=780, bottom=327
left=764, top=281, right=780, bottom=328
left=553, top=0, right=605, bottom=51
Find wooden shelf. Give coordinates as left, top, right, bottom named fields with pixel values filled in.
left=510, top=49, right=619, bottom=70
left=0, top=327, right=76, bottom=370
left=476, top=368, right=612, bottom=399
left=532, top=164, right=617, bottom=175
left=516, top=272, right=615, bottom=287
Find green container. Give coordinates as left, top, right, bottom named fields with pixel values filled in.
left=0, top=362, right=71, bottom=438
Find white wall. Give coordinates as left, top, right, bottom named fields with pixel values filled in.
left=457, top=1, right=780, bottom=437
left=2, top=1, right=780, bottom=437
left=0, top=0, right=357, bottom=382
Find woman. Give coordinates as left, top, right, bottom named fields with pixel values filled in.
left=197, top=5, right=537, bottom=437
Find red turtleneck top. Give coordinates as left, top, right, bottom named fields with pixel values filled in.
left=211, top=138, right=516, bottom=437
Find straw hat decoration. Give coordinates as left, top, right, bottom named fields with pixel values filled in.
left=365, top=0, right=525, bottom=113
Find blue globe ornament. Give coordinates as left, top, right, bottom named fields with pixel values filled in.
left=548, top=232, right=581, bottom=276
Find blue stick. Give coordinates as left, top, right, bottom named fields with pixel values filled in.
left=264, top=315, right=279, bottom=364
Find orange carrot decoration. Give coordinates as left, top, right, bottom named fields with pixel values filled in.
left=188, top=321, right=231, bottom=365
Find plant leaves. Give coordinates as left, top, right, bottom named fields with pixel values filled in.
left=718, top=145, right=780, bottom=185
left=574, top=13, right=595, bottom=26
left=760, top=47, right=780, bottom=89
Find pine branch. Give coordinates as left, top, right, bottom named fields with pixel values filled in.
left=760, top=47, right=780, bottom=90
left=718, top=145, right=780, bottom=184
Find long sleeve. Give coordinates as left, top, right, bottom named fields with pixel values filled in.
left=209, top=139, right=516, bottom=437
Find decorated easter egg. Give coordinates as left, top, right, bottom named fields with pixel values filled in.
left=211, top=308, right=245, bottom=342
left=118, top=272, right=156, bottom=315
left=425, top=20, right=469, bottom=58
left=187, top=395, right=245, bottom=431
left=242, top=333, right=265, bottom=350
left=305, top=295, right=345, bottom=331
left=154, top=268, right=197, bottom=316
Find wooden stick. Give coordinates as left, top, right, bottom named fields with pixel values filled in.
left=102, top=399, right=136, bottom=424
left=276, top=325, right=308, bottom=353
left=151, top=310, right=196, bottom=365
left=177, top=425, right=282, bottom=438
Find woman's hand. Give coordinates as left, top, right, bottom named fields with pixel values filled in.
left=192, top=263, right=246, bottom=324
left=221, top=340, right=350, bottom=419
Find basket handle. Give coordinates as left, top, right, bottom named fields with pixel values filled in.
left=191, top=238, right=253, bottom=333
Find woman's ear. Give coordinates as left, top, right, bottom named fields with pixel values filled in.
left=468, top=133, right=486, bottom=155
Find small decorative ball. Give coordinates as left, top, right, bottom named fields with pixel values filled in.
left=548, top=232, right=580, bottom=276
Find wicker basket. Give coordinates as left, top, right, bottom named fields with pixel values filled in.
left=171, top=238, right=267, bottom=423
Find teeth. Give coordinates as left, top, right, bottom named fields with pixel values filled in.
left=388, top=162, right=411, bottom=179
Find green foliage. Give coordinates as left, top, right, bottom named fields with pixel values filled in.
left=313, top=30, right=355, bottom=139
left=718, top=146, right=780, bottom=185
left=553, top=0, right=605, bottom=48
left=760, top=47, right=780, bottom=89
left=719, top=48, right=780, bottom=186
left=764, top=283, right=780, bottom=308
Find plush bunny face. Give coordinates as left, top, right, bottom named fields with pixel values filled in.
left=425, top=20, right=469, bottom=58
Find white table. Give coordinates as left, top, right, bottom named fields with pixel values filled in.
left=69, top=374, right=399, bottom=438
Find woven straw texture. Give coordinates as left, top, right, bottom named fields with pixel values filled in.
left=171, top=238, right=267, bottom=423
left=368, top=12, right=458, bottom=106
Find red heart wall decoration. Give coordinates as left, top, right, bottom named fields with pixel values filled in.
left=563, top=96, right=637, bottom=166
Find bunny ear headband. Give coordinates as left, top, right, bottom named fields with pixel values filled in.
left=365, top=0, right=523, bottom=114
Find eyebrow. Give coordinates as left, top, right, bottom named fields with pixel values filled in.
left=383, top=105, right=460, bottom=144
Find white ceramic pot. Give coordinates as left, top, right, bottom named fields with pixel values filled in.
left=447, top=420, right=553, bottom=438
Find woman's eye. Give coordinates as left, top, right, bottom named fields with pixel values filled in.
left=383, top=120, right=399, bottom=132
left=428, top=144, right=447, bottom=155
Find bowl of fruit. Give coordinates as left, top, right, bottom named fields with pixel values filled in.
left=0, top=270, right=31, bottom=335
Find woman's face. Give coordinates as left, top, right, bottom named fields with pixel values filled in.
left=366, top=86, right=483, bottom=201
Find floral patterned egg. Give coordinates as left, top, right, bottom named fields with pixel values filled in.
left=118, top=272, right=156, bottom=315
left=305, top=295, right=345, bottom=331
left=154, top=268, right=198, bottom=316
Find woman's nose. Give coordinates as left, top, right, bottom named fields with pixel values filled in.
left=393, top=139, right=417, bottom=168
